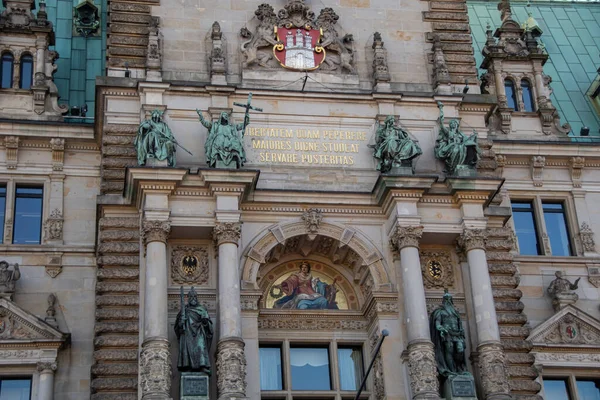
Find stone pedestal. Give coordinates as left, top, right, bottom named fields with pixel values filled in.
left=552, top=292, right=578, bottom=311
left=442, top=374, right=477, bottom=400
left=388, top=165, right=414, bottom=175
left=146, top=157, right=169, bottom=168
left=215, top=159, right=237, bottom=169
left=180, top=372, right=209, bottom=400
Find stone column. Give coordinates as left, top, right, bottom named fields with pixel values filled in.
left=213, top=222, right=247, bottom=400
left=391, top=226, right=440, bottom=400
left=140, top=220, right=172, bottom=400
left=459, top=229, right=511, bottom=400
left=36, top=362, right=57, bottom=400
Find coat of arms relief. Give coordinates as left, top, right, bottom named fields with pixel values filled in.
left=240, top=0, right=355, bottom=73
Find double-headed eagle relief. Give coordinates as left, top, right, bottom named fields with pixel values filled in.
left=240, top=0, right=355, bottom=73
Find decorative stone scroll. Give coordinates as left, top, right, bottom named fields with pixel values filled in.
left=141, top=220, right=171, bottom=245
left=213, top=222, right=241, bottom=246
left=171, top=245, right=210, bottom=285
left=390, top=225, right=423, bottom=251
left=216, top=337, right=246, bottom=398
left=139, top=338, right=172, bottom=399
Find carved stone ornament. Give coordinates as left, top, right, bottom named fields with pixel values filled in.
left=146, top=16, right=162, bottom=81
left=50, top=138, right=65, bottom=171
left=407, top=342, right=439, bottom=398
left=432, top=34, right=451, bottom=93
left=478, top=343, right=511, bottom=399
left=580, top=222, right=596, bottom=253
left=216, top=337, right=247, bottom=398
left=301, top=208, right=322, bottom=237
left=457, top=229, right=487, bottom=252
left=531, top=155, right=545, bottom=187
left=420, top=249, right=455, bottom=289
left=372, top=353, right=385, bottom=400
left=0, top=261, right=20, bottom=299
left=139, top=338, right=172, bottom=399
left=73, top=0, right=100, bottom=38
left=390, top=225, right=423, bottom=251
left=240, top=0, right=355, bottom=74
left=212, top=222, right=241, bottom=246
left=37, top=361, right=57, bottom=372
left=141, top=220, right=171, bottom=245
left=45, top=266, right=62, bottom=279
left=372, top=32, right=390, bottom=84
left=208, top=21, right=227, bottom=82
left=171, top=245, right=209, bottom=285
left=44, top=208, right=64, bottom=241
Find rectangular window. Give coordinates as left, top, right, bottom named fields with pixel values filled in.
left=13, top=186, right=43, bottom=245
left=511, top=201, right=541, bottom=255
left=0, top=378, right=31, bottom=400
left=576, top=379, right=600, bottom=400
left=290, top=347, right=331, bottom=391
left=542, top=202, right=573, bottom=256
left=337, top=347, right=363, bottom=391
left=544, top=378, right=572, bottom=400
left=259, top=346, right=283, bottom=391
left=0, top=185, right=5, bottom=243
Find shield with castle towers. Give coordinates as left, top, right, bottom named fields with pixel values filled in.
left=274, top=26, right=325, bottom=71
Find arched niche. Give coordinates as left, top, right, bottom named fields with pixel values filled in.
left=240, top=220, right=393, bottom=294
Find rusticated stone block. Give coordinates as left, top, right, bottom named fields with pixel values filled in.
left=92, top=362, right=138, bottom=376
left=443, top=53, right=476, bottom=64
left=501, top=339, right=533, bottom=352
left=109, top=46, right=146, bottom=58
left=506, top=353, right=536, bottom=365
left=94, top=335, right=139, bottom=348
left=430, top=2, right=467, bottom=11
left=97, top=267, right=139, bottom=280
left=102, top=157, right=137, bottom=168
left=490, top=275, right=520, bottom=288
left=446, top=64, right=477, bottom=74
left=488, top=263, right=518, bottom=275
left=98, top=242, right=140, bottom=254
left=497, top=313, right=528, bottom=325
left=492, top=288, right=523, bottom=299
left=513, top=395, right=543, bottom=400
left=108, top=57, right=146, bottom=68
left=99, top=218, right=139, bottom=229
left=101, top=181, right=126, bottom=194
left=485, top=238, right=513, bottom=251
left=110, top=2, right=151, bottom=13
left=95, top=321, right=139, bottom=334
left=94, top=348, right=138, bottom=361
left=508, top=366, right=539, bottom=379
left=91, top=377, right=138, bottom=391
left=423, top=11, right=468, bottom=21
left=426, top=32, right=472, bottom=42
left=436, top=42, right=474, bottom=53
left=495, top=301, right=524, bottom=312
left=102, top=146, right=137, bottom=157
left=102, top=170, right=127, bottom=180
left=432, top=22, right=470, bottom=31
left=104, top=124, right=138, bottom=134
left=91, top=392, right=138, bottom=400
left=499, top=326, right=531, bottom=338
left=103, top=135, right=135, bottom=146
left=486, top=251, right=514, bottom=262
left=96, top=282, right=139, bottom=294
left=99, top=229, right=139, bottom=241
left=111, top=13, right=152, bottom=24
left=96, top=308, right=139, bottom=321
left=487, top=227, right=513, bottom=238
left=96, top=295, right=139, bottom=307
left=97, top=255, right=139, bottom=266
left=109, top=34, right=149, bottom=47
left=109, top=24, right=148, bottom=36
left=509, top=379, right=542, bottom=393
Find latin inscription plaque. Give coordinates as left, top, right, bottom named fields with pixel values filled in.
left=452, top=379, right=475, bottom=397
left=180, top=372, right=208, bottom=400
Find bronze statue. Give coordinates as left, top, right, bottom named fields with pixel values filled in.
left=434, top=102, right=480, bottom=175
left=370, top=115, right=422, bottom=173
left=134, top=109, right=177, bottom=167
left=197, top=110, right=248, bottom=169
left=0, top=261, right=20, bottom=295
left=430, top=290, right=468, bottom=377
left=175, top=287, right=213, bottom=374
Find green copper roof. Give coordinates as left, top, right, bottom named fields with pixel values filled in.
left=469, top=0, right=600, bottom=136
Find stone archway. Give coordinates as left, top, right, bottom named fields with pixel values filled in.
left=240, top=219, right=393, bottom=292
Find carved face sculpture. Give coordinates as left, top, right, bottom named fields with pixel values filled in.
left=384, top=116, right=394, bottom=127
left=188, top=295, right=198, bottom=307
left=449, top=120, right=459, bottom=132
left=219, top=112, right=229, bottom=125
left=0, top=262, right=6, bottom=272
left=151, top=110, right=163, bottom=123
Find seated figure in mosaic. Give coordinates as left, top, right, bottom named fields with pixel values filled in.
left=434, top=101, right=480, bottom=175
left=197, top=110, right=248, bottom=169
left=370, top=115, right=422, bottom=173
left=134, top=109, right=176, bottom=167
left=272, top=261, right=338, bottom=310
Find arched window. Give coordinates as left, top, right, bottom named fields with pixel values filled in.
left=19, top=54, right=33, bottom=89
left=521, top=79, right=535, bottom=112
left=1, top=52, right=14, bottom=89
left=505, top=79, right=518, bottom=111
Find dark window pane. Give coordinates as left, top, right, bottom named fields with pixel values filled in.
left=19, top=55, right=33, bottom=89
left=505, top=80, right=518, bottom=110
left=576, top=379, right=600, bottom=400
left=1, top=53, right=14, bottom=89
left=0, top=378, right=32, bottom=400
left=338, top=347, right=363, bottom=391
left=0, top=185, right=6, bottom=243
left=542, top=202, right=572, bottom=256
left=543, top=378, right=571, bottom=400
left=511, top=201, right=540, bottom=255
left=13, top=186, right=43, bottom=245
left=259, top=347, right=283, bottom=391
left=522, top=80, right=535, bottom=112
left=290, top=347, right=330, bottom=390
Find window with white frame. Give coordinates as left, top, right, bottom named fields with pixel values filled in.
left=0, top=377, right=32, bottom=400
left=543, top=376, right=600, bottom=400
left=511, top=198, right=574, bottom=256
left=259, top=342, right=366, bottom=399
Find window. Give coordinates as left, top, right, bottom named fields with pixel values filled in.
left=521, top=79, right=535, bottom=112
left=543, top=376, right=600, bottom=400
left=544, top=378, right=572, bottom=400
left=259, top=343, right=365, bottom=398
left=19, top=55, right=33, bottom=90
left=576, top=379, right=600, bottom=400
left=13, top=186, right=43, bottom=245
left=511, top=201, right=541, bottom=255
left=0, top=378, right=31, bottom=400
left=542, top=202, right=572, bottom=256
left=505, top=79, right=518, bottom=110
left=1, top=53, right=13, bottom=89
left=0, top=185, right=5, bottom=243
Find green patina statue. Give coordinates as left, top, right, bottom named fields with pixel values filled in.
left=434, top=102, right=480, bottom=175
left=370, top=115, right=422, bottom=173
left=134, top=109, right=176, bottom=167
left=430, top=290, right=470, bottom=377
left=175, top=286, right=214, bottom=374
left=197, top=110, right=248, bottom=169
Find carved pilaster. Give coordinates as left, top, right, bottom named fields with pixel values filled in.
left=141, top=220, right=171, bottom=245
left=50, top=138, right=65, bottom=171
left=146, top=16, right=162, bottom=82
left=36, top=361, right=57, bottom=372
left=580, top=222, right=596, bottom=254
left=477, top=342, right=511, bottom=400
left=390, top=225, right=423, bottom=251
left=44, top=208, right=63, bottom=242
left=432, top=35, right=451, bottom=94
left=213, top=222, right=241, bottom=246
left=209, top=21, right=227, bottom=84
left=372, top=353, right=385, bottom=400
left=140, top=338, right=171, bottom=400
left=216, top=337, right=247, bottom=399
left=407, top=341, right=440, bottom=399
left=372, top=32, right=390, bottom=91
left=458, top=229, right=487, bottom=252
left=5, top=136, right=18, bottom=169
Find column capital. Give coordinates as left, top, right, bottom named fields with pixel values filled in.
left=37, top=361, right=57, bottom=372
left=390, top=225, right=423, bottom=251
left=458, top=228, right=487, bottom=252
left=141, top=220, right=171, bottom=245
left=213, top=222, right=241, bottom=246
